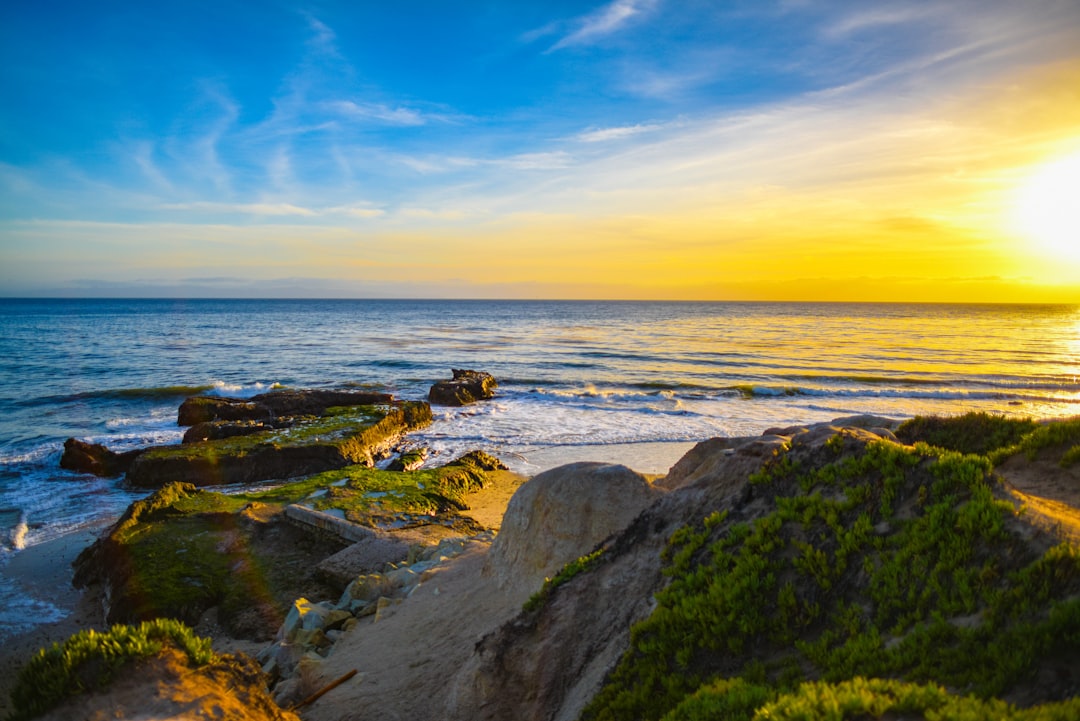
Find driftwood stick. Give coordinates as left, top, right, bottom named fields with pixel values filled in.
left=290, top=669, right=359, bottom=711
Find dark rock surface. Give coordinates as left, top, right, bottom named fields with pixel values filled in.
left=182, top=420, right=276, bottom=444
left=59, top=438, right=144, bottom=477
left=428, top=369, right=497, bottom=406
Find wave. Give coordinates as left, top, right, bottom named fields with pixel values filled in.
left=0, top=508, right=27, bottom=551
left=205, top=380, right=284, bottom=398
left=31, top=384, right=216, bottom=405
left=727, top=384, right=1080, bottom=403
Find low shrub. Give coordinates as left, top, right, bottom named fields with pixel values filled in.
left=7, top=618, right=214, bottom=721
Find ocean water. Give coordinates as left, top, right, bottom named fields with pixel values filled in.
left=1, top=298, right=1078, bottom=637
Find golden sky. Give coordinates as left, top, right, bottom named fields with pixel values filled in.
left=2, top=2, right=1079, bottom=300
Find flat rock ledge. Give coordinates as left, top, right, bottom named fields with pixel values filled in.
left=125, top=398, right=433, bottom=488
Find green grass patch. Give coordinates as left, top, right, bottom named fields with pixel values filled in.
left=6, top=619, right=214, bottom=721
left=661, top=677, right=1080, bottom=721
left=895, top=412, right=1038, bottom=456
left=523, top=548, right=607, bottom=613
left=989, top=418, right=1080, bottom=468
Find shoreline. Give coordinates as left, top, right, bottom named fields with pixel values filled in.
left=0, top=527, right=108, bottom=718
left=0, top=441, right=693, bottom=711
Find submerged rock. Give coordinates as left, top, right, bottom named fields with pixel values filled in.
left=428, top=369, right=497, bottom=406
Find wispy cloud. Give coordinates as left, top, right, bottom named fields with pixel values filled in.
left=498, top=151, right=574, bottom=170
left=327, top=100, right=427, bottom=126
left=823, top=5, right=941, bottom=40
left=549, top=0, right=659, bottom=51
left=576, top=123, right=664, bottom=142
left=161, top=201, right=318, bottom=216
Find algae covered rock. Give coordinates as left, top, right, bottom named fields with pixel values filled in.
left=428, top=369, right=497, bottom=406
left=127, top=401, right=433, bottom=488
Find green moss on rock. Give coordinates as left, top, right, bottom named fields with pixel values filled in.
left=126, top=402, right=432, bottom=487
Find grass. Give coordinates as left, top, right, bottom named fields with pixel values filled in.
left=581, top=434, right=1080, bottom=721
left=988, top=418, right=1080, bottom=468
left=6, top=619, right=214, bottom=721
left=894, top=412, right=1038, bottom=456
left=523, top=548, right=607, bottom=613
left=662, top=677, right=1080, bottom=721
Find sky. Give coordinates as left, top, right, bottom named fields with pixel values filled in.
left=1, top=0, right=1079, bottom=301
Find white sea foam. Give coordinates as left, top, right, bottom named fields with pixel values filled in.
left=207, top=380, right=284, bottom=398
left=10, top=522, right=27, bottom=551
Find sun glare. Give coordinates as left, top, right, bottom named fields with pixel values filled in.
left=1010, top=150, right=1080, bottom=263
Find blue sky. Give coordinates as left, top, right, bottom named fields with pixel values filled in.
left=2, top=1, right=1079, bottom=299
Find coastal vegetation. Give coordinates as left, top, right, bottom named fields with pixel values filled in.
left=6, top=619, right=215, bottom=721
left=581, top=429, right=1080, bottom=720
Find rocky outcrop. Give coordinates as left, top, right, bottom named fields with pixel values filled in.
left=485, top=462, right=663, bottom=593
left=250, top=390, right=394, bottom=419
left=259, top=533, right=493, bottom=707
left=177, top=390, right=394, bottom=426
left=428, top=370, right=497, bottom=406
left=126, top=401, right=433, bottom=488
left=445, top=422, right=1080, bottom=721
left=59, top=437, right=145, bottom=477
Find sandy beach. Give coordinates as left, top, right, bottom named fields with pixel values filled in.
left=0, top=528, right=108, bottom=717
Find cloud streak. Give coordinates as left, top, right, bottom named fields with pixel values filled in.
left=549, top=0, right=658, bottom=50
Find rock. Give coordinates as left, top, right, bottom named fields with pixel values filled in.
left=387, top=447, right=429, bottom=471
left=315, top=535, right=411, bottom=590
left=339, top=573, right=396, bottom=606
left=177, top=389, right=395, bottom=427
left=485, top=462, right=664, bottom=593
left=250, top=389, right=394, bottom=417
left=373, top=596, right=401, bottom=623
left=182, top=420, right=275, bottom=444
left=283, top=598, right=331, bottom=641
left=59, top=437, right=144, bottom=477
left=178, top=397, right=273, bottom=426
left=428, top=369, right=497, bottom=406
left=126, top=401, right=433, bottom=488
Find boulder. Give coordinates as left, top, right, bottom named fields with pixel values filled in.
left=428, top=370, right=497, bottom=406
left=387, top=447, right=429, bottom=471
left=485, top=462, right=663, bottom=593
left=60, top=438, right=144, bottom=477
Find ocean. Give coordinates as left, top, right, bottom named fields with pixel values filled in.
left=1, top=298, right=1078, bottom=638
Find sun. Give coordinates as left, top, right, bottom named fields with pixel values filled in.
left=1010, top=150, right=1080, bottom=263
